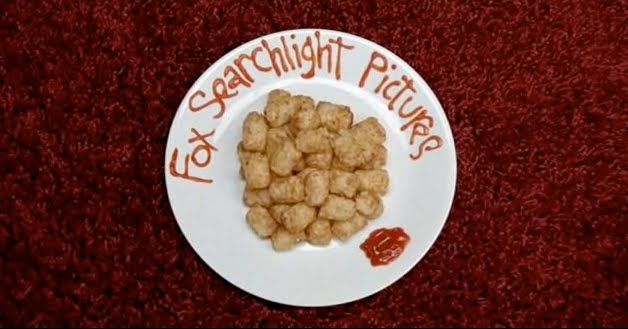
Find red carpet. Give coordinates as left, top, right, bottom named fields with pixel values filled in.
left=1, top=0, right=626, bottom=327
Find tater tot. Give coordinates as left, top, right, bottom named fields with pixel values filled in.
left=360, top=144, right=387, bottom=169
left=305, top=151, right=333, bottom=170
left=356, top=169, right=389, bottom=195
left=321, top=128, right=339, bottom=145
left=304, top=170, right=329, bottom=207
left=295, top=128, right=331, bottom=153
left=269, top=204, right=291, bottom=224
left=246, top=206, right=277, bottom=238
left=269, top=176, right=304, bottom=203
left=238, top=142, right=251, bottom=162
left=271, top=227, right=298, bottom=251
left=331, top=155, right=355, bottom=171
left=294, top=230, right=307, bottom=242
left=332, top=130, right=375, bottom=168
left=294, top=95, right=315, bottom=110
left=264, top=89, right=295, bottom=127
left=331, top=129, right=351, bottom=151
left=293, top=157, right=306, bottom=173
left=318, top=195, right=355, bottom=221
left=243, top=188, right=272, bottom=207
left=296, top=167, right=315, bottom=180
left=270, top=139, right=301, bottom=176
left=239, top=166, right=245, bottom=179
left=242, top=153, right=271, bottom=189
left=351, top=117, right=386, bottom=144
left=355, top=191, right=384, bottom=219
left=270, top=171, right=282, bottom=182
left=242, top=112, right=268, bottom=151
left=266, top=127, right=291, bottom=156
left=317, top=101, right=353, bottom=133
left=306, top=219, right=332, bottom=245
left=290, top=96, right=320, bottom=131
left=282, top=202, right=317, bottom=233
left=331, top=213, right=367, bottom=241
left=329, top=170, right=358, bottom=198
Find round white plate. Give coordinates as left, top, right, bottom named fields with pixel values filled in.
left=164, top=29, right=457, bottom=307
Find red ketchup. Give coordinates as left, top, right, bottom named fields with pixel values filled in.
left=360, top=227, right=411, bottom=266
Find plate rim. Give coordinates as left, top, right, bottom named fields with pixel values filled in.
left=163, top=28, right=458, bottom=307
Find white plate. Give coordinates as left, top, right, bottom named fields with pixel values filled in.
left=164, top=29, right=457, bottom=307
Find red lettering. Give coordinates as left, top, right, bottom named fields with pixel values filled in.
left=399, top=105, right=423, bottom=119
left=280, top=36, right=296, bottom=70
left=252, top=47, right=272, bottom=72
left=383, top=81, right=401, bottom=100
left=315, top=31, right=332, bottom=74
left=233, top=47, right=271, bottom=84
left=400, top=107, right=433, bottom=131
left=359, top=51, right=388, bottom=87
left=224, top=66, right=251, bottom=90
left=388, top=75, right=416, bottom=110
left=292, top=42, right=303, bottom=68
left=410, top=135, right=443, bottom=160
left=169, top=149, right=214, bottom=184
left=397, top=96, right=413, bottom=113
left=261, top=39, right=288, bottom=77
left=188, top=90, right=212, bottom=113
left=188, top=79, right=237, bottom=118
left=188, top=128, right=218, bottom=167
left=409, top=122, right=431, bottom=145
left=301, top=36, right=317, bottom=79
left=212, top=78, right=237, bottom=118
left=328, top=37, right=354, bottom=80
left=374, top=75, right=389, bottom=94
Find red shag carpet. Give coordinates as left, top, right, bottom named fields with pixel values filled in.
left=1, top=0, right=626, bottom=327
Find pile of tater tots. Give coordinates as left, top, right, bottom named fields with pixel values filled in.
left=238, top=89, right=390, bottom=251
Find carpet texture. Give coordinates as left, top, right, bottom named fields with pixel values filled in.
left=1, top=0, right=626, bottom=327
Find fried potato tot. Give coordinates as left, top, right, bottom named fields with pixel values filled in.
left=331, top=213, right=367, bottom=241
left=318, top=195, right=355, bottom=221
left=246, top=206, right=277, bottom=238
left=242, top=112, right=268, bottom=151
